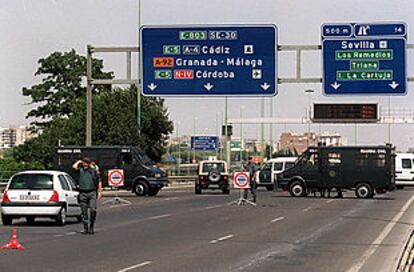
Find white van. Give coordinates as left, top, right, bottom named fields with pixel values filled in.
left=395, top=153, right=414, bottom=188
left=256, top=157, right=297, bottom=190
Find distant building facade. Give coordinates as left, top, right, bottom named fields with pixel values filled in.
left=0, top=126, right=33, bottom=150
left=278, top=132, right=345, bottom=154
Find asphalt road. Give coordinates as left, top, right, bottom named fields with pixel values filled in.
left=1, top=186, right=414, bottom=272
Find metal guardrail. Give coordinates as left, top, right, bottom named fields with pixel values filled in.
left=168, top=176, right=196, bottom=184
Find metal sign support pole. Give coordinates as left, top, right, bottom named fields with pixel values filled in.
left=102, top=187, right=132, bottom=206
left=229, top=189, right=256, bottom=206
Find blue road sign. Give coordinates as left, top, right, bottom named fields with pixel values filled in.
left=322, top=22, right=407, bottom=95
left=191, top=136, right=219, bottom=151
left=140, top=25, right=277, bottom=96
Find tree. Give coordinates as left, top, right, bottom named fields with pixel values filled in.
left=22, top=49, right=113, bottom=128
left=13, top=50, right=173, bottom=167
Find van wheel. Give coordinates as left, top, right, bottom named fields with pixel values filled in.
left=355, top=183, right=373, bottom=199
left=56, top=207, right=67, bottom=226
left=289, top=181, right=307, bottom=197
left=134, top=181, right=149, bottom=196
left=148, top=188, right=160, bottom=196
left=195, top=186, right=202, bottom=194
left=76, top=215, right=83, bottom=223
left=2, top=215, right=12, bottom=226
left=222, top=187, right=230, bottom=194
left=396, top=185, right=404, bottom=190
left=266, top=185, right=274, bottom=191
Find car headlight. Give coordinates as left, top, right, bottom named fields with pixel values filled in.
left=155, top=173, right=161, bottom=178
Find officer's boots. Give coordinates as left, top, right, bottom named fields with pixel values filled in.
left=82, top=223, right=89, bottom=234
left=89, top=222, right=95, bottom=235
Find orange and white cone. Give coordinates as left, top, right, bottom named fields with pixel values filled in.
left=1, top=229, right=24, bottom=250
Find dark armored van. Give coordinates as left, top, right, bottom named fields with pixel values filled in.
left=277, top=145, right=395, bottom=199
left=54, top=146, right=168, bottom=196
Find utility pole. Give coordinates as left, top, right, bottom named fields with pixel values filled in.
left=387, top=96, right=391, bottom=143
left=240, top=107, right=244, bottom=163
left=86, top=45, right=93, bottom=146
left=269, top=97, right=273, bottom=158
left=224, top=97, right=231, bottom=168
left=305, top=89, right=314, bottom=146
left=176, top=122, right=181, bottom=176
left=260, top=97, right=265, bottom=160
left=137, top=0, right=142, bottom=136
left=193, top=117, right=197, bottom=162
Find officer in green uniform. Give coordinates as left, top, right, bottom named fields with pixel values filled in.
left=72, top=157, right=103, bottom=234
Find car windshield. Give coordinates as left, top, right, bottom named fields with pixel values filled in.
left=9, top=174, right=54, bottom=190
left=202, top=162, right=225, bottom=173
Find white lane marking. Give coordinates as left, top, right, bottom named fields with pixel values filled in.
left=326, top=199, right=335, bottom=203
left=109, top=204, right=131, bottom=209
left=164, top=197, right=179, bottom=201
left=347, top=193, right=414, bottom=272
left=210, top=234, right=234, bottom=244
left=303, top=207, right=312, bottom=212
left=271, top=216, right=285, bottom=223
left=54, top=234, right=65, bottom=238
left=117, top=261, right=152, bottom=272
left=66, top=232, right=76, bottom=236
left=149, top=214, right=171, bottom=220
left=205, top=204, right=224, bottom=210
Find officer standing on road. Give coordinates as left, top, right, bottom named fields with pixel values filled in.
left=243, top=157, right=258, bottom=203
left=72, top=157, right=103, bottom=235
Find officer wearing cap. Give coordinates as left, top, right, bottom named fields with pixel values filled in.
left=72, top=157, right=103, bottom=234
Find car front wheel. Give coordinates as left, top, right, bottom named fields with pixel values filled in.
left=2, top=215, right=12, bottom=226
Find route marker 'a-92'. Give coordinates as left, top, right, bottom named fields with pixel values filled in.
left=322, top=22, right=407, bottom=95
left=140, top=25, right=277, bottom=96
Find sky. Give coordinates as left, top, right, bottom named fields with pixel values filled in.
left=1, top=0, right=414, bottom=151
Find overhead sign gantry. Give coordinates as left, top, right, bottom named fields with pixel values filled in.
left=322, top=22, right=407, bottom=95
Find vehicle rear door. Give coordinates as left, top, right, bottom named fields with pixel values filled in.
left=58, top=175, right=76, bottom=215
left=6, top=173, right=55, bottom=204
left=399, top=158, right=413, bottom=181
left=64, top=174, right=81, bottom=216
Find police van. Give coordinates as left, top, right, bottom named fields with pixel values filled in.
left=54, top=146, right=168, bottom=196
left=256, top=157, right=297, bottom=191
left=277, top=145, right=395, bottom=198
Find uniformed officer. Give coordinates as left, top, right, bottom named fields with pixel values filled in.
left=243, top=157, right=258, bottom=203
left=72, top=157, right=103, bottom=234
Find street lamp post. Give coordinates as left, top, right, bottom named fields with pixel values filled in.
left=176, top=122, right=181, bottom=176
left=240, top=106, right=244, bottom=163
left=193, top=117, right=197, bottom=163
left=305, top=89, right=314, bottom=146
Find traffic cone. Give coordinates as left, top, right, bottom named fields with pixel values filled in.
left=1, top=229, right=24, bottom=250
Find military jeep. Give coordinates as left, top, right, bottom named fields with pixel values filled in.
left=195, top=160, right=230, bottom=194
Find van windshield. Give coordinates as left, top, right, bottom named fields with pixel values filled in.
left=9, top=174, right=54, bottom=190
left=135, top=152, right=153, bottom=166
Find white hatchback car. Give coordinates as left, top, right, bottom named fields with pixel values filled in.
left=1, top=170, right=82, bottom=226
